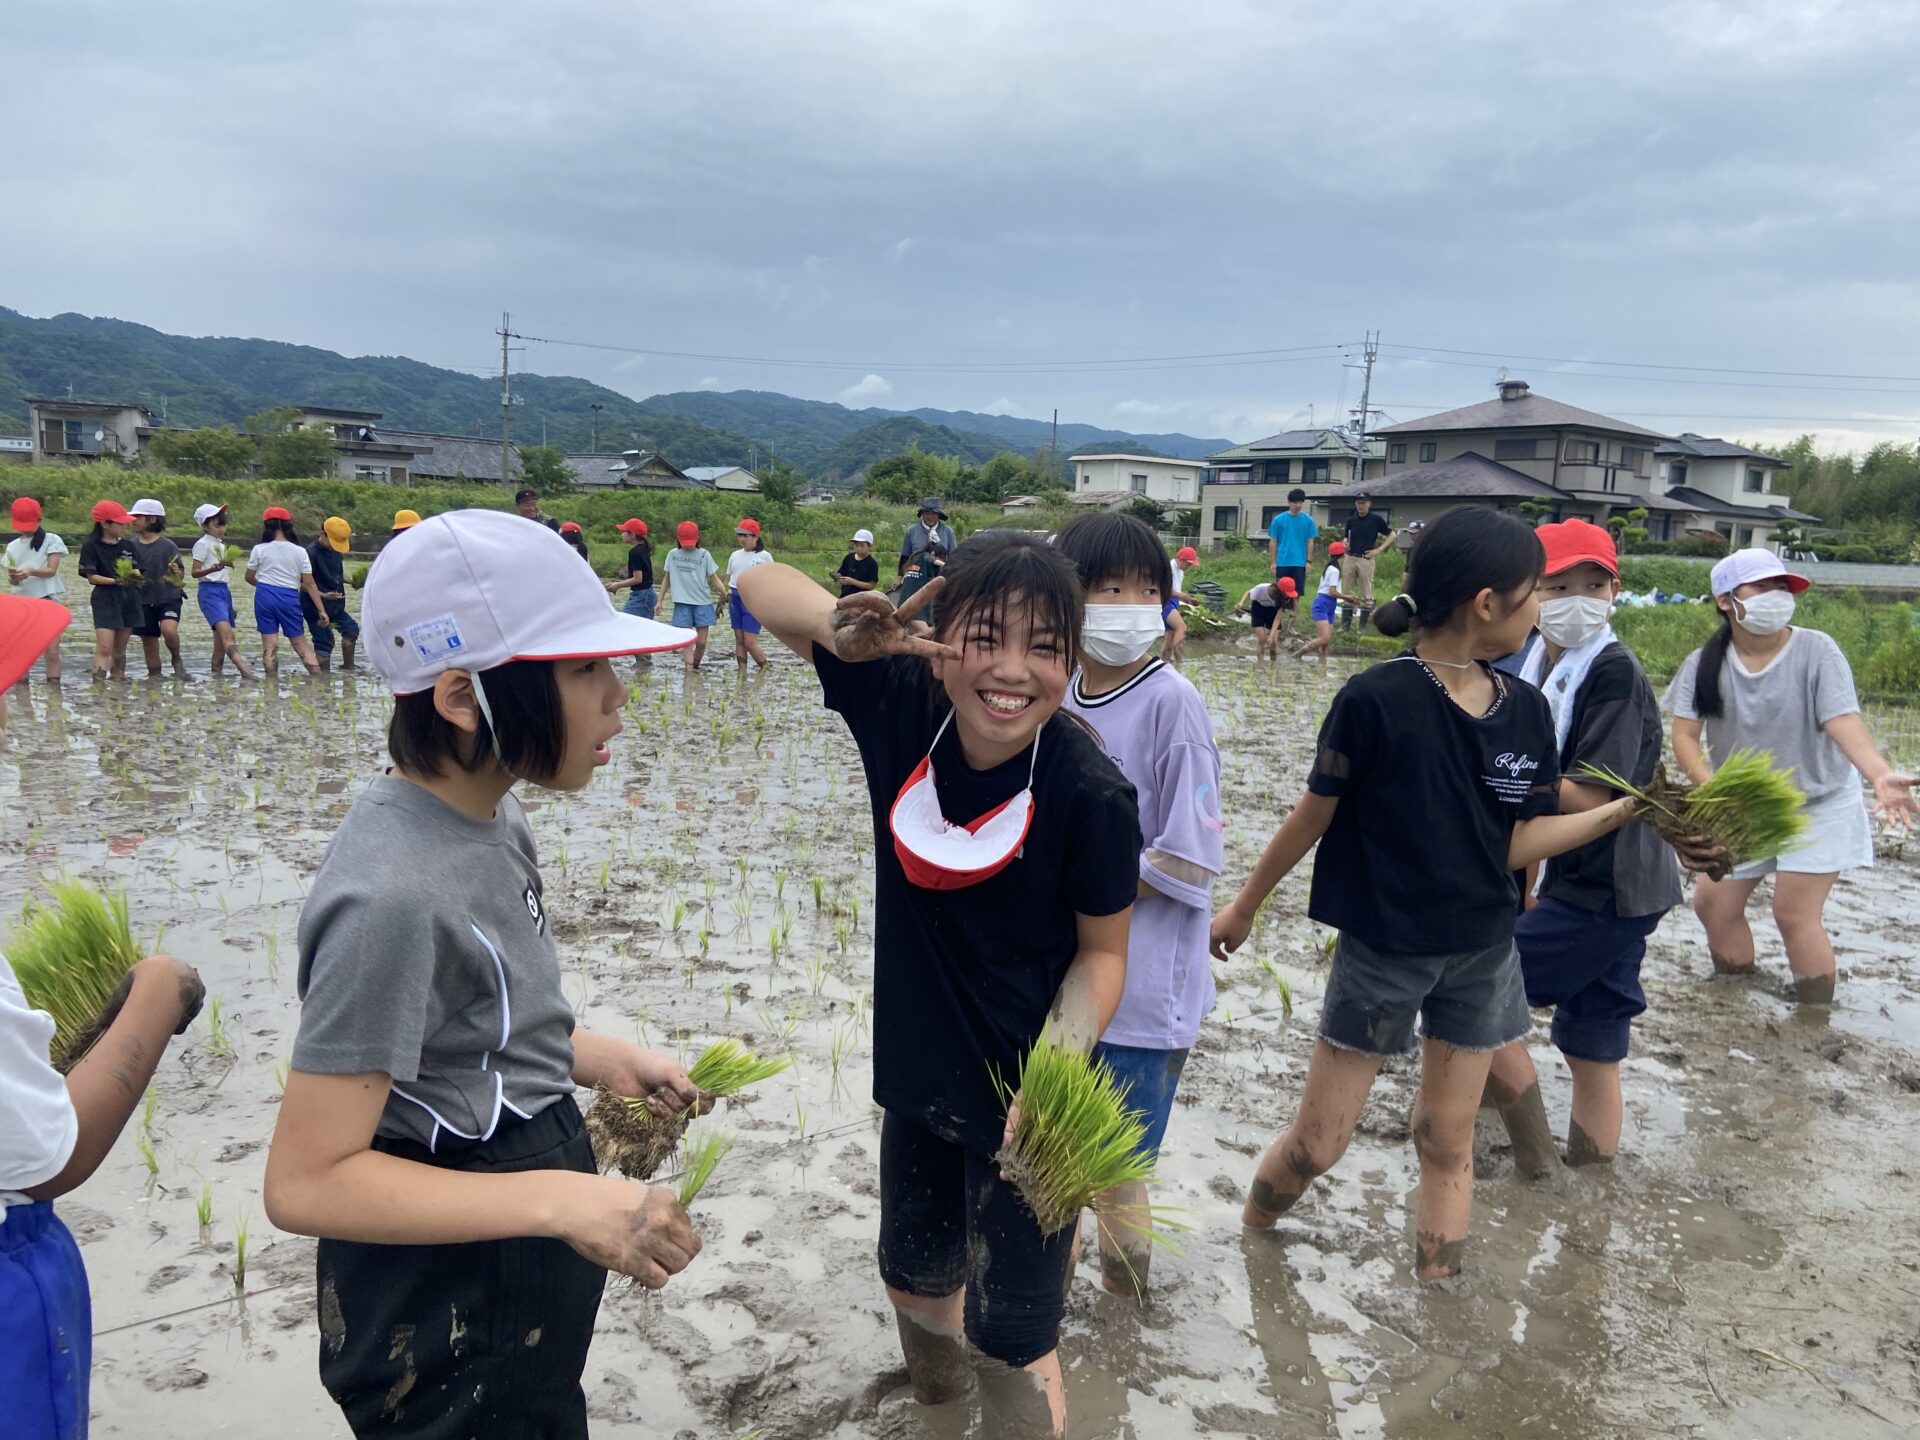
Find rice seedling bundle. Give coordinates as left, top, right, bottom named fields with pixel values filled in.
left=675, top=1124, right=733, bottom=1207
left=348, top=563, right=371, bottom=589
left=993, top=1037, right=1157, bottom=1236
left=223, top=544, right=247, bottom=568
left=585, top=1039, right=789, bottom=1180
left=686, top=1038, right=791, bottom=1097
left=7, top=879, right=143, bottom=1071
left=113, top=556, right=141, bottom=584
left=1578, top=748, right=1809, bottom=882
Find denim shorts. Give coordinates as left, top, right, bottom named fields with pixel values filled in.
left=672, top=602, right=716, bottom=630
left=1516, top=896, right=1664, bottom=1064
left=1091, top=1042, right=1189, bottom=1161
left=727, top=590, right=762, bottom=634
left=622, top=586, right=657, bottom=620
left=1320, top=930, right=1530, bottom=1056
left=255, top=583, right=305, bottom=637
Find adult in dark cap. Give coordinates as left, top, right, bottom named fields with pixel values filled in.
left=898, top=497, right=957, bottom=577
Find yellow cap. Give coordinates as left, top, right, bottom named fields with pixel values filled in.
left=324, top=516, right=352, bottom=552
left=392, top=509, right=421, bottom=531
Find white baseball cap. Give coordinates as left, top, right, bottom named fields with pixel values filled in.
left=1709, top=548, right=1810, bottom=598
left=130, top=497, right=166, bottom=517
left=852, top=528, right=875, bottom=544
left=193, top=503, right=227, bottom=525
left=362, top=509, right=695, bottom=694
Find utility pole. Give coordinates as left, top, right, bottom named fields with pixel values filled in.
left=590, top=403, right=603, bottom=452
left=1350, top=330, right=1379, bottom=476
left=497, top=311, right=522, bottom=485
left=1049, top=408, right=1058, bottom=483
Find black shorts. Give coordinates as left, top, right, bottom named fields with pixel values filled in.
left=132, top=601, right=182, bottom=638
left=87, top=586, right=140, bottom=632
left=1250, top=602, right=1279, bottom=631
left=1274, top=565, right=1307, bottom=608
left=315, top=1100, right=605, bottom=1438
left=877, top=1110, right=1074, bottom=1369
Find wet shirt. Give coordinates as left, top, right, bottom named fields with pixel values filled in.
left=131, top=534, right=183, bottom=605
left=814, top=647, right=1140, bottom=1151
left=835, top=552, right=880, bottom=598
left=1064, top=661, right=1222, bottom=1049
left=1665, top=628, right=1862, bottom=807
left=78, top=534, right=137, bottom=587
left=293, top=776, right=578, bottom=1150
left=1307, top=656, right=1560, bottom=955
left=1537, top=643, right=1683, bottom=918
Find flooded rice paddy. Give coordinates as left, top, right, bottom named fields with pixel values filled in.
left=3, top=628, right=1918, bottom=1439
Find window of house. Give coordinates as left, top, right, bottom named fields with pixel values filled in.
left=1212, top=505, right=1240, bottom=533
left=1669, top=461, right=1688, bottom=487
left=1387, top=443, right=1406, bottom=464
left=1736, top=526, right=1754, bottom=546
left=1302, top=458, right=1331, bottom=482
left=1715, top=523, right=1735, bottom=541
left=64, top=421, right=88, bottom=452
left=1564, top=439, right=1601, bottom=464
left=1417, top=443, right=1437, bottom=464
left=1264, top=459, right=1290, bottom=483
left=1259, top=505, right=1284, bottom=529
left=390, top=467, right=408, bottom=485
left=1129, top=473, right=1149, bottom=493
left=1080, top=471, right=1093, bottom=488
left=1494, top=438, right=1539, bottom=461
left=1744, top=467, right=1765, bottom=493
left=355, top=465, right=388, bottom=483
left=1620, top=446, right=1647, bottom=475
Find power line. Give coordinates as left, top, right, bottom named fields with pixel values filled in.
left=1375, top=349, right=1920, bottom=396
left=1373, top=402, right=1920, bottom=423
left=1381, top=340, right=1920, bottom=386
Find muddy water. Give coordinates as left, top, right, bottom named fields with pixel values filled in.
left=3, top=635, right=1918, bottom=1439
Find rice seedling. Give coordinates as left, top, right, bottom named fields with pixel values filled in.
left=113, top=555, right=141, bottom=584
left=347, top=562, right=371, bottom=589
left=1578, top=749, right=1808, bottom=880
left=202, top=996, right=236, bottom=1060
left=688, top=1038, right=792, bottom=1096
left=794, top=1097, right=811, bottom=1143
left=136, top=1129, right=159, bottom=1179
left=598, top=861, right=610, bottom=893
left=675, top=1125, right=733, bottom=1207
left=828, top=1020, right=854, bottom=1099
left=773, top=868, right=788, bottom=902
left=197, top=1180, right=215, bottom=1233
left=586, top=1040, right=787, bottom=1180
left=756, top=1003, right=800, bottom=1044
left=6, top=878, right=143, bottom=1070
left=669, top=898, right=687, bottom=933
left=993, top=1037, right=1160, bottom=1236
left=1258, top=958, right=1295, bottom=1018
left=834, top=918, right=851, bottom=953
left=232, top=1213, right=250, bottom=1292
left=271, top=1058, right=290, bottom=1092
left=805, top=951, right=832, bottom=997
left=810, top=875, right=826, bottom=910
left=223, top=543, right=247, bottom=568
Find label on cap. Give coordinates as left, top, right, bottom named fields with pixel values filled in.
left=405, top=614, right=465, bottom=663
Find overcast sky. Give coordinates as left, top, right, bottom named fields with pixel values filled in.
left=7, top=0, right=1919, bottom=452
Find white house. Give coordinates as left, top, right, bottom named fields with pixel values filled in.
left=1653, top=434, right=1815, bottom=549
left=1071, top=453, right=1202, bottom=504
left=684, top=465, right=761, bottom=492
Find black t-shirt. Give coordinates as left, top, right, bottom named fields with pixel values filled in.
left=1343, top=512, right=1392, bottom=556
left=78, top=535, right=137, bottom=584
left=1538, top=643, right=1683, bottom=918
left=814, top=646, right=1140, bottom=1151
left=302, top=539, right=345, bottom=620
left=835, top=552, right=880, bottom=598
left=626, top=544, right=653, bottom=588
left=1307, top=656, right=1560, bottom=954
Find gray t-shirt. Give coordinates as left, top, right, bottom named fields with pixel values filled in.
left=1664, top=628, right=1862, bottom=806
left=131, top=534, right=183, bottom=606
left=294, top=775, right=577, bottom=1149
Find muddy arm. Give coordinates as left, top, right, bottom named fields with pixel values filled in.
left=1508, top=797, right=1636, bottom=871
left=735, top=563, right=839, bottom=659
left=1044, top=907, right=1131, bottom=1054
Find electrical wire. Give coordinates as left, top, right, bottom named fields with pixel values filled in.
left=1382, top=340, right=1920, bottom=386
left=1376, top=350, right=1920, bottom=397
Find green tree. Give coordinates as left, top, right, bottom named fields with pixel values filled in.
left=980, top=451, right=1039, bottom=500
left=755, top=457, right=804, bottom=508
left=245, top=408, right=337, bottom=479
left=147, top=425, right=255, bottom=479
left=516, top=444, right=575, bottom=496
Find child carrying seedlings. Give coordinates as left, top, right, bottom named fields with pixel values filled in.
left=74, top=499, right=141, bottom=682
left=1209, top=507, right=1648, bottom=1280
left=245, top=507, right=331, bottom=676
left=1666, top=548, right=1917, bottom=1004
left=725, top=517, right=773, bottom=671
left=658, top=520, right=722, bottom=671
left=190, top=503, right=254, bottom=679
left=0, top=593, right=207, bottom=1440
left=127, top=498, right=189, bottom=680
left=738, top=534, right=1139, bottom=1436
left=5, top=497, right=67, bottom=685
left=263, top=509, right=700, bottom=1439
left=302, top=517, right=361, bottom=671
left=1054, top=512, right=1223, bottom=1298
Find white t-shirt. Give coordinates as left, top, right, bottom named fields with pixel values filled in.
left=1170, top=561, right=1186, bottom=595
left=5, top=532, right=68, bottom=600
left=249, top=539, right=312, bottom=591
left=192, top=533, right=231, bottom=584
left=0, top=950, right=79, bottom=1206
left=727, top=548, right=773, bottom=587
left=1318, top=563, right=1341, bottom=597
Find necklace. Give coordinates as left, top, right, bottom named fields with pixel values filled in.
left=1416, top=653, right=1477, bottom=670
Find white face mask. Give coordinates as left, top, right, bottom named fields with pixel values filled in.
left=1536, top=594, right=1613, bottom=649
left=1080, top=602, right=1165, bottom=666
left=1733, top=590, right=1795, bottom=635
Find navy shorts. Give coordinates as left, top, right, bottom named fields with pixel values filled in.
left=133, top=599, right=183, bottom=637
left=1091, top=1042, right=1189, bottom=1161
left=877, top=1110, right=1073, bottom=1368
left=88, top=585, right=140, bottom=631
left=197, top=580, right=235, bottom=629
left=1516, top=896, right=1665, bottom=1064
left=309, top=601, right=360, bottom=655
left=255, top=583, right=305, bottom=637
left=1321, top=930, right=1530, bottom=1056
left=727, top=590, right=762, bottom=634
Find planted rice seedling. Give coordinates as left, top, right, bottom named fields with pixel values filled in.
left=232, top=1213, right=250, bottom=1292
left=6, top=878, right=143, bottom=1071
left=994, top=1037, right=1159, bottom=1236
left=202, top=996, right=236, bottom=1059
left=1258, top=958, right=1295, bottom=1018
left=197, top=1180, right=214, bottom=1233
left=1579, top=749, right=1808, bottom=880
left=137, top=1129, right=159, bottom=1179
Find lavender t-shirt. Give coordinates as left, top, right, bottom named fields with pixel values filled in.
left=1065, top=660, right=1224, bottom=1049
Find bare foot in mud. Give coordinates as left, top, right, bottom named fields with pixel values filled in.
left=1792, top=971, right=1837, bottom=1005
left=1566, top=1118, right=1614, bottom=1168
left=1414, top=1229, right=1466, bottom=1281
left=1242, top=1170, right=1299, bottom=1229
left=1481, top=1072, right=1561, bottom=1180
left=1710, top=952, right=1757, bottom=977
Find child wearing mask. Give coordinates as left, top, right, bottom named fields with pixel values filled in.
left=190, top=504, right=255, bottom=679
left=738, top=534, right=1138, bottom=1437
left=1054, top=513, right=1222, bottom=1299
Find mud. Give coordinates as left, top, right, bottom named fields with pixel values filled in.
left=3, top=632, right=1918, bottom=1437
left=1487, top=1078, right=1561, bottom=1179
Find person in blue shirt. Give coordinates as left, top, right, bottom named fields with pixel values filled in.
left=1266, top=488, right=1320, bottom=609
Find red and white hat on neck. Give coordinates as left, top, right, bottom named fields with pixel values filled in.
left=362, top=508, right=694, bottom=694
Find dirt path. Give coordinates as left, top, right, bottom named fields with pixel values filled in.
left=2, top=638, right=1915, bottom=1438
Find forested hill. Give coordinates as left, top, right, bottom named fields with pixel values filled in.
left=0, top=307, right=1231, bottom=477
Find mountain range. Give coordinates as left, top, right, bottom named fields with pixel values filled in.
left=0, top=308, right=1233, bottom=479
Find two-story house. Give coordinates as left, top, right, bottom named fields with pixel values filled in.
left=1198, top=428, right=1370, bottom=548
left=1071, top=452, right=1203, bottom=505
left=26, top=397, right=160, bottom=464
left=1653, top=434, right=1814, bottom=549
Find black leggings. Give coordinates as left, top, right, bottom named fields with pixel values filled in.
left=876, top=1110, right=1074, bottom=1369
left=315, top=1100, right=606, bottom=1438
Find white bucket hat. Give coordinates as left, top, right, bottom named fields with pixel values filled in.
left=130, top=497, right=166, bottom=517
left=362, top=509, right=694, bottom=694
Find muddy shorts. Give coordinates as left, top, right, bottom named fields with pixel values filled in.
left=315, top=1100, right=605, bottom=1439
left=0, top=1201, right=90, bottom=1440
left=133, top=600, right=182, bottom=637
left=876, top=1109, right=1074, bottom=1369
left=310, top=601, right=359, bottom=656
left=88, top=584, right=140, bottom=631
left=198, top=580, right=235, bottom=628
left=1320, top=930, right=1530, bottom=1057
left=1517, top=896, right=1664, bottom=1064
left=1091, top=1042, right=1189, bottom=1160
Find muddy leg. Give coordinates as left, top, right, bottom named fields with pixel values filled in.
left=1693, top=874, right=1764, bottom=975
left=1485, top=1043, right=1561, bottom=1179
left=886, top=1286, right=969, bottom=1407
left=974, top=1348, right=1064, bottom=1439
left=1772, top=871, right=1839, bottom=1004
left=1245, top=1039, right=1378, bottom=1227
left=1093, top=1180, right=1152, bottom=1301
left=1563, top=1056, right=1622, bottom=1165
left=1411, top=1038, right=1491, bottom=1282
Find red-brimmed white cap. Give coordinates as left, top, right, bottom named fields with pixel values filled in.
left=1710, top=547, right=1810, bottom=597
left=362, top=509, right=695, bottom=693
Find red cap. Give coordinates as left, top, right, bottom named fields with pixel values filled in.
left=1537, top=518, right=1617, bottom=577
left=10, top=497, right=42, bottom=533
left=262, top=506, right=293, bottom=522
left=0, top=595, right=71, bottom=690
left=676, top=521, right=699, bottom=547
left=90, top=499, right=132, bottom=525
left=1176, top=546, right=1198, bottom=563
left=1277, top=576, right=1298, bottom=597
left=616, top=518, right=648, bottom=537
left=735, top=518, right=761, bottom=537
left=1328, top=541, right=1346, bottom=557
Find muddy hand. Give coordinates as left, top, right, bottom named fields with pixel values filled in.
left=566, top=1176, right=702, bottom=1288
left=829, top=581, right=956, bottom=662
left=1669, top=830, right=1731, bottom=878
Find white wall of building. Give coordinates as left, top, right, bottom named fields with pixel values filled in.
left=1074, top=455, right=1200, bottom=503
